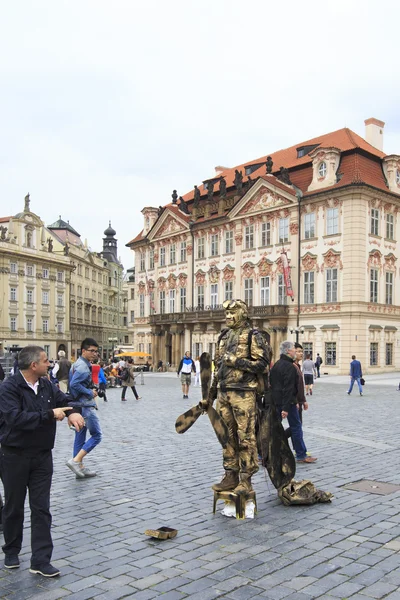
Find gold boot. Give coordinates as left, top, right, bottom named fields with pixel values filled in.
left=233, top=473, right=253, bottom=495
left=212, top=470, right=239, bottom=492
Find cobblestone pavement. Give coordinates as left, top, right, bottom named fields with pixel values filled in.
left=2, top=372, right=400, bottom=600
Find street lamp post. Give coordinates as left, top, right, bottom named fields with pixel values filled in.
left=289, top=326, right=304, bottom=345
left=108, top=337, right=118, bottom=358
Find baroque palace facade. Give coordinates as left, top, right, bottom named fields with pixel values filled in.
left=128, top=118, right=400, bottom=374
left=0, top=196, right=125, bottom=359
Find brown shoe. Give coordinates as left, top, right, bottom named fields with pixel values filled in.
left=212, top=470, right=239, bottom=492
left=297, top=456, right=317, bottom=463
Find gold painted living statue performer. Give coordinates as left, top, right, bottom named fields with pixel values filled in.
left=176, top=299, right=332, bottom=507
left=202, top=299, right=270, bottom=495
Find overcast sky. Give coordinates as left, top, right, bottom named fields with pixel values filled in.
left=1, top=0, right=399, bottom=269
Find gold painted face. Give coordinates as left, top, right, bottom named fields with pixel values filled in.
left=223, top=300, right=248, bottom=329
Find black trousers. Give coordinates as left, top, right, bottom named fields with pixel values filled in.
left=121, top=386, right=139, bottom=400
left=99, top=382, right=108, bottom=401
left=1, top=448, right=53, bottom=567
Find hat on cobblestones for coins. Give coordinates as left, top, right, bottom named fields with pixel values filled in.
left=144, top=527, right=178, bottom=540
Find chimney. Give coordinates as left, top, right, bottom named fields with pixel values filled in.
left=364, top=118, right=385, bottom=151
left=214, top=166, right=229, bottom=175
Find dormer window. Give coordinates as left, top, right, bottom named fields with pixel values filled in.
left=307, top=147, right=341, bottom=192
left=297, top=144, right=319, bottom=159
left=318, top=162, right=327, bottom=178
left=245, top=163, right=264, bottom=176
left=396, top=170, right=400, bottom=185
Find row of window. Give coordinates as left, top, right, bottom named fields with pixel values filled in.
left=70, top=307, right=118, bottom=324
left=10, top=317, right=64, bottom=334
left=75, top=264, right=106, bottom=283
left=189, top=340, right=394, bottom=368
left=70, top=284, right=119, bottom=306
left=370, top=209, right=396, bottom=239
left=9, top=263, right=64, bottom=281
left=75, top=265, right=121, bottom=289
left=137, top=271, right=335, bottom=316
left=137, top=343, right=152, bottom=355
left=140, top=208, right=398, bottom=272
left=299, top=342, right=394, bottom=367
left=144, top=268, right=394, bottom=313
left=10, top=287, right=65, bottom=306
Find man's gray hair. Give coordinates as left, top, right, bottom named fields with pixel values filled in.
left=58, top=350, right=66, bottom=358
left=18, top=345, right=45, bottom=370
left=280, top=340, right=295, bottom=355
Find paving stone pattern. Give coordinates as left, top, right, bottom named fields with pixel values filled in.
left=1, top=373, right=400, bottom=599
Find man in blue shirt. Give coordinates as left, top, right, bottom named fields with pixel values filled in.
left=347, top=355, right=363, bottom=396
left=66, top=338, right=102, bottom=479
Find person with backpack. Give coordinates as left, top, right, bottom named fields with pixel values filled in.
left=177, top=351, right=195, bottom=399
left=315, top=353, right=323, bottom=378
left=121, top=358, right=141, bottom=401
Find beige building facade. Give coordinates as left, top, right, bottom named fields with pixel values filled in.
left=48, top=220, right=125, bottom=360
left=0, top=197, right=72, bottom=358
left=0, top=198, right=126, bottom=360
left=128, top=119, right=400, bottom=374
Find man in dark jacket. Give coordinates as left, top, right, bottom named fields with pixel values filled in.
left=347, top=355, right=363, bottom=396
left=0, top=345, right=84, bottom=577
left=270, top=340, right=316, bottom=464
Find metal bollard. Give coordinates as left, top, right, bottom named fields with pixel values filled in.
left=140, top=369, right=144, bottom=385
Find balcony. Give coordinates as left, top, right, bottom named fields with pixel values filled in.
left=149, top=304, right=289, bottom=326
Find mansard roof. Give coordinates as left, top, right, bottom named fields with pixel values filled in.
left=127, top=126, right=393, bottom=248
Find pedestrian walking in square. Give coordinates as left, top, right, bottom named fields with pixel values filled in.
left=347, top=355, right=363, bottom=396
left=66, top=338, right=102, bottom=479
left=121, top=358, right=141, bottom=401
left=177, top=351, right=195, bottom=399
left=315, top=353, right=323, bottom=378
left=302, top=353, right=316, bottom=396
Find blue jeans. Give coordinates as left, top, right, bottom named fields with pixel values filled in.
left=286, top=404, right=307, bottom=460
left=348, top=377, right=362, bottom=394
left=73, top=407, right=102, bottom=456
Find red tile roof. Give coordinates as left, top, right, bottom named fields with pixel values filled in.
left=181, top=127, right=386, bottom=202
left=127, top=127, right=392, bottom=247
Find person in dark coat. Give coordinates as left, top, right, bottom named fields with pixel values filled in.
left=0, top=345, right=84, bottom=577
left=270, top=340, right=317, bottom=464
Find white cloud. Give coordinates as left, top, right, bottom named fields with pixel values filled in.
left=1, top=0, right=399, bottom=267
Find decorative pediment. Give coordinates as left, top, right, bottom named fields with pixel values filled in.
left=228, top=179, right=296, bottom=219
left=222, top=265, right=235, bottom=281
left=177, top=273, right=187, bottom=287
left=157, top=276, right=167, bottom=291
left=241, top=262, right=256, bottom=280
left=301, top=252, right=318, bottom=271
left=195, top=269, right=206, bottom=285
left=167, top=273, right=177, bottom=288
left=384, top=253, right=397, bottom=270
left=238, top=186, right=292, bottom=217
left=208, top=266, right=220, bottom=283
left=258, top=257, right=273, bottom=276
left=321, top=249, right=343, bottom=271
left=148, top=210, right=188, bottom=241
